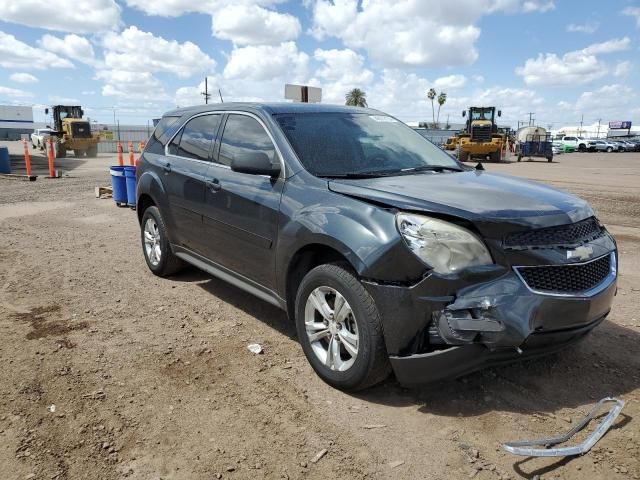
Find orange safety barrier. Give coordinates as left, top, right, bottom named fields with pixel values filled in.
left=128, top=141, right=134, bottom=166
left=46, top=138, right=55, bottom=178
left=22, top=139, right=32, bottom=176
left=117, top=141, right=124, bottom=166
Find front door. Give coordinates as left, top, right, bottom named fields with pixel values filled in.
left=202, top=113, right=284, bottom=290
left=164, top=113, right=223, bottom=254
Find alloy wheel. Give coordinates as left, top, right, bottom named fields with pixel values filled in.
left=143, top=217, right=162, bottom=266
left=304, top=286, right=359, bottom=371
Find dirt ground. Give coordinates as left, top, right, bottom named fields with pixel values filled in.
left=1, top=141, right=639, bottom=480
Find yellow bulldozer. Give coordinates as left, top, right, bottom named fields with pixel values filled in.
left=46, top=105, right=100, bottom=158
left=448, top=106, right=505, bottom=162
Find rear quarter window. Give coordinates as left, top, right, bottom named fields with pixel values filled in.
left=145, top=115, right=182, bottom=155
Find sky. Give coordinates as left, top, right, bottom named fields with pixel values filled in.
left=0, top=0, right=639, bottom=128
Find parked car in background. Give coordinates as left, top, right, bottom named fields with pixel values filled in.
left=31, top=128, right=52, bottom=149
left=616, top=140, right=636, bottom=151
left=136, top=102, right=618, bottom=391
left=559, top=136, right=589, bottom=152
left=588, top=140, right=617, bottom=152
left=553, top=140, right=575, bottom=153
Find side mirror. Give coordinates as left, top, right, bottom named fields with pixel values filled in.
left=497, top=110, right=502, bottom=117
left=461, top=110, right=466, bottom=117
left=231, top=151, right=281, bottom=177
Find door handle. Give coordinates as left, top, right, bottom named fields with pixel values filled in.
left=206, top=178, right=221, bottom=192
left=163, top=162, right=172, bottom=173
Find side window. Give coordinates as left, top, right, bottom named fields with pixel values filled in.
left=168, top=114, right=222, bottom=161
left=218, top=114, right=276, bottom=167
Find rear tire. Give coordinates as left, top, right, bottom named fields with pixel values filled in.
left=140, top=206, right=185, bottom=277
left=547, top=155, right=553, bottom=162
left=295, top=263, right=390, bottom=391
left=490, top=150, right=501, bottom=163
left=578, top=144, right=586, bottom=152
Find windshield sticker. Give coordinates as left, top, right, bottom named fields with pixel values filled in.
left=369, top=115, right=398, bottom=123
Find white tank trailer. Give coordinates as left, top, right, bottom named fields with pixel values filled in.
left=516, top=125, right=553, bottom=162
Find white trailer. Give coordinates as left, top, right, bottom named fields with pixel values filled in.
left=0, top=105, right=34, bottom=140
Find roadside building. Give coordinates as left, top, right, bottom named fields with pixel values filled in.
left=0, top=105, right=34, bottom=140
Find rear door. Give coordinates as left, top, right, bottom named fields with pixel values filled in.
left=201, top=113, right=284, bottom=289
left=164, top=113, right=223, bottom=254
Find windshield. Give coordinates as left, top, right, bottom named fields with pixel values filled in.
left=471, top=108, right=493, bottom=120
left=275, top=113, right=461, bottom=177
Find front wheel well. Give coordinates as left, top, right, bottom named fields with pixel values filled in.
left=285, top=244, right=354, bottom=319
left=137, top=194, right=155, bottom=224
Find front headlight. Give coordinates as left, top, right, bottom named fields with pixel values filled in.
left=396, top=213, right=493, bottom=274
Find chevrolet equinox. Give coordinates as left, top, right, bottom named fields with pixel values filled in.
left=136, top=103, right=617, bottom=391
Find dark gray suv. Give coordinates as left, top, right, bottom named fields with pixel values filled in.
left=136, top=103, right=617, bottom=391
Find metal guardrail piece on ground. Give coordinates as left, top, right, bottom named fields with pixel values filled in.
left=502, top=397, right=625, bottom=457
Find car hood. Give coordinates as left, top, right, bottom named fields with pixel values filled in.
left=328, top=171, right=594, bottom=238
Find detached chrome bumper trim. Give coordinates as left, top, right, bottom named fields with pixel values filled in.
left=502, top=397, right=625, bottom=457
left=513, top=252, right=617, bottom=298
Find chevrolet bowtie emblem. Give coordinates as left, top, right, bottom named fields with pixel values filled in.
left=567, top=245, right=593, bottom=261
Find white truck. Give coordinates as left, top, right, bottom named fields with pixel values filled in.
left=559, top=136, right=589, bottom=152
left=31, top=128, right=53, bottom=149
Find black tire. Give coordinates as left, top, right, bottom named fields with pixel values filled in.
left=606, top=147, right=613, bottom=153
left=578, top=144, right=586, bottom=152
left=295, top=262, right=391, bottom=391
left=547, top=156, right=553, bottom=162
left=490, top=150, right=501, bottom=162
left=140, top=206, right=185, bottom=277
left=458, top=149, right=470, bottom=162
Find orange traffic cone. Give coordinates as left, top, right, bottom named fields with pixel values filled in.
left=22, top=139, right=32, bottom=176
left=117, top=141, right=124, bottom=166
left=128, top=141, right=134, bottom=166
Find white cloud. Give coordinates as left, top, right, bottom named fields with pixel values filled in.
left=96, top=70, right=170, bottom=101
left=9, top=73, right=38, bottom=84
left=124, top=0, right=282, bottom=17
left=575, top=84, right=635, bottom=112
left=81, top=90, right=96, bottom=95
left=311, top=48, right=374, bottom=103
left=0, top=0, right=120, bottom=33
left=515, top=37, right=630, bottom=86
left=223, top=42, right=308, bottom=81
left=307, top=0, right=556, bottom=69
left=613, top=61, right=631, bottom=77
left=39, top=34, right=96, bottom=65
left=622, top=6, right=640, bottom=27
left=566, top=22, right=599, bottom=34
left=0, top=31, right=74, bottom=70
left=581, top=37, right=630, bottom=55
left=103, top=26, right=215, bottom=78
left=0, top=85, right=34, bottom=99
left=434, top=74, right=467, bottom=90
left=212, top=4, right=301, bottom=45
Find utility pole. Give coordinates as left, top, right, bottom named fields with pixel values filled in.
left=578, top=113, right=584, bottom=137
left=596, top=118, right=601, bottom=138
left=526, top=112, right=535, bottom=126
left=201, top=77, right=211, bottom=104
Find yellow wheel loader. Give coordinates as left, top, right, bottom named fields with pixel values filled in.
left=455, top=106, right=505, bottom=163
left=46, top=105, right=100, bottom=158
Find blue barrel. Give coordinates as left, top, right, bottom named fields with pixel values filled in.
left=0, top=147, right=10, bottom=174
left=124, top=166, right=137, bottom=207
left=110, top=166, right=127, bottom=205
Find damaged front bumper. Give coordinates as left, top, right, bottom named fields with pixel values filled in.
left=363, top=252, right=617, bottom=385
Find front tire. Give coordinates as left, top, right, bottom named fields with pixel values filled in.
left=295, top=263, right=390, bottom=391
left=140, top=206, right=184, bottom=277
left=606, top=147, right=613, bottom=153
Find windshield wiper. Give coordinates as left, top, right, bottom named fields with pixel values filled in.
left=400, top=165, right=462, bottom=173
left=317, top=170, right=399, bottom=179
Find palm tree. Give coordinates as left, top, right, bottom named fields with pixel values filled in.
left=427, top=88, right=436, bottom=127
left=436, top=92, right=447, bottom=128
left=345, top=88, right=367, bottom=107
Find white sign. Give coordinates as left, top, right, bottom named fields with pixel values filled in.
left=285, top=84, right=322, bottom=103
